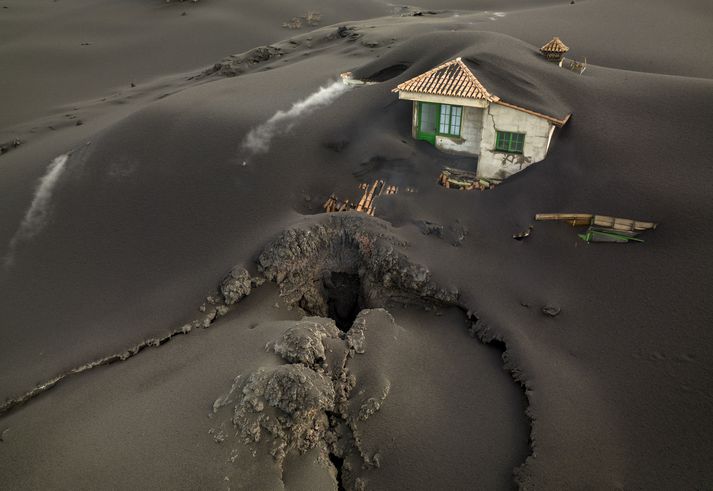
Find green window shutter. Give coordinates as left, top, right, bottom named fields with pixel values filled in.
left=495, top=131, right=525, bottom=154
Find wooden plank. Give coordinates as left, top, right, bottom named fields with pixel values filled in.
left=536, top=213, right=593, bottom=222
left=592, top=215, right=657, bottom=231
left=364, top=181, right=379, bottom=211
left=633, top=220, right=657, bottom=231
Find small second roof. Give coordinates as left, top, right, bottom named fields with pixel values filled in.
left=540, top=36, right=569, bottom=53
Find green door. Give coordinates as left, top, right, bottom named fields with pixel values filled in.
left=417, top=102, right=438, bottom=145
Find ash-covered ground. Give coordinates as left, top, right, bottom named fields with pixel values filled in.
left=1, top=0, right=712, bottom=489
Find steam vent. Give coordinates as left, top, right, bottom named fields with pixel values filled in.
left=540, top=36, right=570, bottom=62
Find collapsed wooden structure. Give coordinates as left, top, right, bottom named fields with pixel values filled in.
left=536, top=213, right=658, bottom=243
left=324, top=180, right=398, bottom=216
left=559, top=57, right=587, bottom=75
left=438, top=167, right=497, bottom=191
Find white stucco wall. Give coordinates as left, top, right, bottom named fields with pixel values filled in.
left=477, top=103, right=554, bottom=181
left=406, top=96, right=557, bottom=181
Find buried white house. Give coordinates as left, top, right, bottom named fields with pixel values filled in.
left=392, top=57, right=571, bottom=181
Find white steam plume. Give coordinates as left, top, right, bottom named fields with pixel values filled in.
left=242, top=80, right=351, bottom=155
left=4, top=154, right=69, bottom=267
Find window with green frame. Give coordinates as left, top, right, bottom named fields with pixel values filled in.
left=495, top=131, right=525, bottom=154
left=438, top=104, right=463, bottom=136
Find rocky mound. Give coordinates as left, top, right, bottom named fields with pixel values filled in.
left=214, top=310, right=401, bottom=489
left=256, top=213, right=460, bottom=328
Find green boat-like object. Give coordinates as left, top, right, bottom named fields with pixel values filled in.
left=578, top=227, right=645, bottom=243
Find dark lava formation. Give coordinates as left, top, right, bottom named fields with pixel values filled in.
left=256, top=213, right=460, bottom=325
left=210, top=213, right=475, bottom=488
left=213, top=311, right=393, bottom=490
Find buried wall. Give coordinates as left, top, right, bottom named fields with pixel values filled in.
left=477, top=103, right=553, bottom=181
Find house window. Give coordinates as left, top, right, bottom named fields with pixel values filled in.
left=495, top=131, right=525, bottom=153
left=438, top=104, right=462, bottom=137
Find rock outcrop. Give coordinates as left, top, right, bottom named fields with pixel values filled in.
left=220, top=265, right=254, bottom=305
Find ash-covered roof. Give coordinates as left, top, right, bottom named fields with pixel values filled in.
left=540, top=37, right=569, bottom=53
left=392, top=57, right=570, bottom=127
left=392, top=58, right=493, bottom=101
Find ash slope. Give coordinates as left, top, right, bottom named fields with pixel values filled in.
left=1, top=1, right=713, bottom=490
left=0, top=285, right=529, bottom=490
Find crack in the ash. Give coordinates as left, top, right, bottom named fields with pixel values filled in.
left=0, top=267, right=263, bottom=418
left=465, top=309, right=536, bottom=483
left=328, top=450, right=347, bottom=491
left=0, top=328, right=188, bottom=417
left=213, top=311, right=386, bottom=490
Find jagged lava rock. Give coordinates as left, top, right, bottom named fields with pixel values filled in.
left=220, top=266, right=253, bottom=305
left=268, top=317, right=341, bottom=368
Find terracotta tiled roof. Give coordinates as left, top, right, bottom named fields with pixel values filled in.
left=540, top=37, right=569, bottom=53
left=391, top=57, right=571, bottom=127
left=392, top=58, right=494, bottom=101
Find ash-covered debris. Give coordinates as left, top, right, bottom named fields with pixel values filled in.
left=202, top=24, right=362, bottom=79
left=267, top=317, right=341, bottom=369
left=0, top=138, right=23, bottom=155
left=214, top=309, right=396, bottom=489
left=335, top=25, right=361, bottom=41
left=192, top=266, right=264, bottom=330
left=357, top=380, right=391, bottom=422
left=203, top=45, right=285, bottom=77
left=415, top=219, right=469, bottom=246
left=233, top=364, right=336, bottom=461
left=345, top=310, right=370, bottom=355
left=256, top=213, right=459, bottom=322
left=282, top=11, right=322, bottom=30
left=541, top=305, right=561, bottom=317
left=417, top=220, right=445, bottom=237
left=390, top=5, right=441, bottom=17
left=221, top=265, right=261, bottom=305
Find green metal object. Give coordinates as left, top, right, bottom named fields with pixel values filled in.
left=417, top=102, right=438, bottom=145
left=578, top=227, right=645, bottom=243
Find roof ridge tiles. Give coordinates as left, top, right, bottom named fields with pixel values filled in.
left=392, top=58, right=494, bottom=101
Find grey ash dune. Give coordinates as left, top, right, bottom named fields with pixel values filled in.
left=1, top=0, right=713, bottom=489
left=0, top=215, right=528, bottom=490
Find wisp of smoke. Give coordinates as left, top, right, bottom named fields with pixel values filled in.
left=3, top=154, right=69, bottom=267
left=243, top=80, right=351, bottom=155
